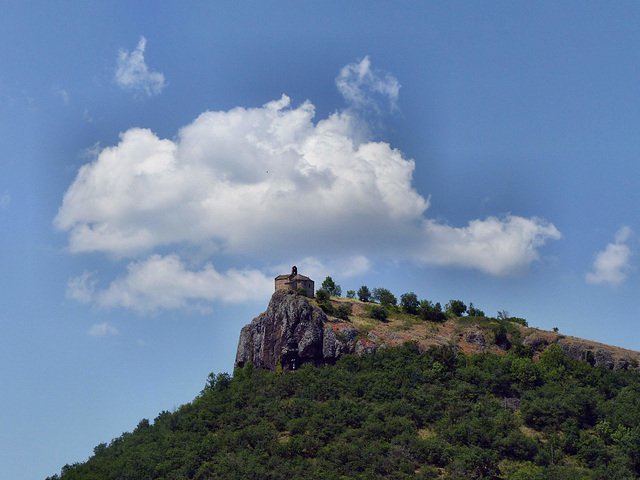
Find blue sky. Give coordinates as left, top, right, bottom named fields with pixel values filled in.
left=3, top=2, right=640, bottom=478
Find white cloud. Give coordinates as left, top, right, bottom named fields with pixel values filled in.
left=336, top=56, right=400, bottom=111
left=0, top=191, right=10, bottom=209
left=88, top=322, right=118, bottom=336
left=94, top=254, right=273, bottom=313
left=586, top=227, right=634, bottom=286
left=418, top=216, right=562, bottom=276
left=66, top=271, right=97, bottom=303
left=54, top=95, right=428, bottom=259
left=115, top=36, right=165, bottom=97
left=57, top=58, right=561, bottom=312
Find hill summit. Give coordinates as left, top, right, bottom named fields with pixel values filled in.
left=236, top=290, right=640, bottom=373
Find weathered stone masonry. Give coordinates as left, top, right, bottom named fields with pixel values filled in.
left=274, top=266, right=314, bottom=298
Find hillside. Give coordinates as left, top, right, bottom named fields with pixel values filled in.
left=236, top=291, right=640, bottom=373
left=49, top=292, right=640, bottom=479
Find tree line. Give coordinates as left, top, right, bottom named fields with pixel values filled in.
left=315, top=276, right=525, bottom=325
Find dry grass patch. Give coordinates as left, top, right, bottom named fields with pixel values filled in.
left=417, top=427, right=436, bottom=439
left=519, top=425, right=544, bottom=441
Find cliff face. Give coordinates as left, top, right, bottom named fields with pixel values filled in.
left=236, top=291, right=640, bottom=372
left=235, top=290, right=361, bottom=372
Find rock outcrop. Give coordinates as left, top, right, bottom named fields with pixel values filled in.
left=464, top=328, right=487, bottom=352
left=235, top=290, right=360, bottom=372
left=556, top=338, right=635, bottom=370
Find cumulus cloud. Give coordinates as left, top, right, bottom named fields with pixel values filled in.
left=57, top=58, right=561, bottom=312
left=88, top=322, right=118, bottom=336
left=586, top=226, right=634, bottom=286
left=87, top=255, right=272, bottom=313
left=54, top=95, right=428, bottom=259
left=418, top=216, right=562, bottom=276
left=336, top=56, right=400, bottom=111
left=115, top=36, right=165, bottom=97
left=66, top=271, right=97, bottom=303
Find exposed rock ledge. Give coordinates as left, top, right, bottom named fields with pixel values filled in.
left=235, top=290, right=362, bottom=372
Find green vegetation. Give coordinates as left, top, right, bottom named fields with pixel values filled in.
left=321, top=276, right=342, bottom=297
left=420, top=300, right=446, bottom=323
left=315, top=289, right=333, bottom=315
left=316, top=289, right=330, bottom=302
left=368, top=305, right=388, bottom=322
left=335, top=303, right=352, bottom=321
left=50, top=343, right=640, bottom=480
left=468, top=302, right=485, bottom=317
left=446, top=299, right=467, bottom=317
left=357, top=285, right=371, bottom=302
left=372, top=287, right=397, bottom=306
left=400, top=292, right=419, bottom=315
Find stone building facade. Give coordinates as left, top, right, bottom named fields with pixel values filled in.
left=275, top=266, right=314, bottom=297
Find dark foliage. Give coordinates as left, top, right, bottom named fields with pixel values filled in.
left=52, top=345, right=640, bottom=480
left=369, top=305, right=388, bottom=322
left=446, top=299, right=467, bottom=317
left=357, top=285, right=371, bottom=302
left=372, top=287, right=397, bottom=306
left=400, top=292, right=419, bottom=315
left=316, top=289, right=330, bottom=301
left=335, top=303, right=352, bottom=321
left=321, top=277, right=342, bottom=297
left=420, top=300, right=446, bottom=322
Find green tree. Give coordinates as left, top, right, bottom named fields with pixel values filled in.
left=446, top=299, right=467, bottom=316
left=346, top=290, right=355, bottom=299
left=468, top=302, right=485, bottom=317
left=372, top=287, right=397, bottom=306
left=321, top=276, right=342, bottom=297
left=400, top=292, right=419, bottom=314
left=420, top=299, right=446, bottom=322
left=357, top=285, right=371, bottom=302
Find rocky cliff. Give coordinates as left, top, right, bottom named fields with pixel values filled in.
left=235, top=290, right=640, bottom=372
left=235, top=290, right=362, bottom=372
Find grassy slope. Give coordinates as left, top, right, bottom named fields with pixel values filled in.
left=316, top=297, right=640, bottom=366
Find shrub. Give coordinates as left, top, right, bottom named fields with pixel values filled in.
left=335, top=304, right=352, bottom=321
left=369, top=305, right=388, bottom=322
left=316, top=289, right=330, bottom=302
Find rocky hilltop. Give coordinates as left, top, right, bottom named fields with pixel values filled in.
left=235, top=290, right=364, bottom=372
left=235, top=290, right=640, bottom=372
